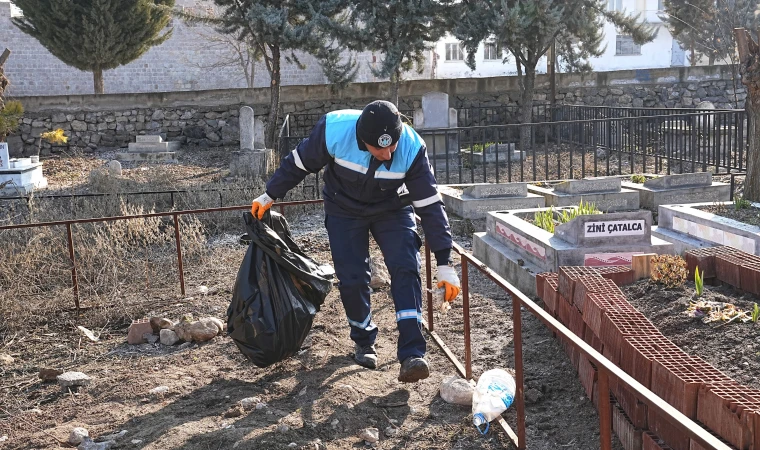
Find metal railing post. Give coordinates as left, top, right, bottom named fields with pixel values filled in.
left=462, top=258, right=472, bottom=380
left=598, top=369, right=613, bottom=450
left=66, top=223, right=80, bottom=313
left=173, top=213, right=186, bottom=296
left=425, top=240, right=434, bottom=331
left=512, top=293, right=526, bottom=449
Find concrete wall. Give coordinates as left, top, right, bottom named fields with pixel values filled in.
left=7, top=64, right=743, bottom=156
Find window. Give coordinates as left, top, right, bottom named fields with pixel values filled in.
left=608, top=0, right=622, bottom=11
left=484, top=42, right=499, bottom=60
left=616, top=35, right=641, bottom=55
left=445, top=43, right=464, bottom=61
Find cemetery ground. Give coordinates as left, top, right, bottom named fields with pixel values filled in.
left=0, top=147, right=622, bottom=449
left=1, top=145, right=751, bottom=449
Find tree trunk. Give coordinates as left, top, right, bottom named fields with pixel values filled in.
left=93, top=68, right=104, bottom=94
left=389, top=68, right=400, bottom=106
left=266, top=46, right=281, bottom=150
left=518, top=64, right=537, bottom=154
left=690, top=44, right=696, bottom=67
left=734, top=28, right=760, bottom=201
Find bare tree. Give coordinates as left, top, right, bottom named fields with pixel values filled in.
left=178, top=2, right=261, bottom=88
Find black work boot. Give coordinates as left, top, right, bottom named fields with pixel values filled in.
left=398, top=357, right=430, bottom=383
left=353, top=344, right=378, bottom=369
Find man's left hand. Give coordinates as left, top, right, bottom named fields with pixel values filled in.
left=436, top=265, right=461, bottom=302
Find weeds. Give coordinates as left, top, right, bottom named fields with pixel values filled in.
left=630, top=174, right=647, bottom=184
left=734, top=195, right=751, bottom=210
left=753, top=303, right=760, bottom=323
left=650, top=255, right=688, bottom=288
left=533, top=200, right=601, bottom=233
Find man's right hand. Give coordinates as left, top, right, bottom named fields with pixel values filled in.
left=251, top=192, right=274, bottom=219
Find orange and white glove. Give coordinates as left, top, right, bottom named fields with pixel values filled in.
left=250, top=192, right=274, bottom=219
left=436, top=265, right=461, bottom=303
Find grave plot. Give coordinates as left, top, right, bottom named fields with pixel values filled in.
left=621, top=172, right=729, bottom=211
left=460, top=142, right=525, bottom=166
left=473, top=207, right=673, bottom=296
left=653, top=201, right=760, bottom=255
left=528, top=177, right=640, bottom=212
left=0, top=155, right=47, bottom=195
left=438, top=182, right=545, bottom=220
left=116, top=135, right=180, bottom=163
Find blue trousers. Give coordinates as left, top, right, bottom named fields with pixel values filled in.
left=325, top=206, right=426, bottom=362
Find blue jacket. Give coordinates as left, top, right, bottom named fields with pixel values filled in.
left=266, top=110, right=452, bottom=265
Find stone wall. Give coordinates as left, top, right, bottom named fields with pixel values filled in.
left=6, top=64, right=744, bottom=157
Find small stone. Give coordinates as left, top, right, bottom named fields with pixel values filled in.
left=359, top=428, right=379, bottom=443
left=439, top=375, right=474, bottom=406
left=149, top=386, right=169, bottom=396
left=39, top=368, right=63, bottom=381
left=0, top=435, right=7, bottom=442
left=384, top=426, right=398, bottom=437
left=160, top=329, right=180, bottom=346
left=69, top=427, right=89, bottom=445
left=276, top=424, right=290, bottom=433
left=255, top=402, right=268, bottom=410
left=143, top=333, right=159, bottom=344
left=330, top=419, right=339, bottom=429
left=240, top=397, right=261, bottom=409
left=0, top=354, right=13, bottom=365
left=98, top=430, right=127, bottom=442
left=57, top=372, right=92, bottom=389
left=106, top=160, right=121, bottom=176
left=177, top=342, right=193, bottom=350
left=224, top=406, right=243, bottom=418
left=288, top=443, right=297, bottom=448
left=525, top=388, right=543, bottom=404
left=77, top=438, right=114, bottom=450
left=130, top=440, right=142, bottom=445
left=29, top=408, right=42, bottom=415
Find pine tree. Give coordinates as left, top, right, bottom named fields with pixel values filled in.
left=451, top=0, right=655, bottom=150
left=337, top=0, right=452, bottom=105
left=180, top=0, right=351, bottom=148
left=664, top=0, right=758, bottom=67
left=314, top=41, right=359, bottom=94
left=12, top=0, right=175, bottom=94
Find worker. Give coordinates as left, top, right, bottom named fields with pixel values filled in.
left=251, top=100, right=460, bottom=383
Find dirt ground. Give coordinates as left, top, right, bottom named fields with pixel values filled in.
left=0, top=146, right=623, bottom=449
left=698, top=204, right=760, bottom=227
left=623, top=279, right=760, bottom=386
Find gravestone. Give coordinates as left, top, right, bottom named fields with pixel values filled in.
left=240, top=106, right=255, bottom=151
left=462, top=143, right=525, bottom=165
left=529, top=177, right=639, bottom=212
left=107, top=160, right=122, bottom=176
left=0, top=151, right=47, bottom=195
left=473, top=208, right=673, bottom=296
left=438, top=183, right=545, bottom=219
left=116, top=134, right=179, bottom=163
left=253, top=118, right=266, bottom=149
left=622, top=173, right=729, bottom=210
left=415, top=91, right=459, bottom=161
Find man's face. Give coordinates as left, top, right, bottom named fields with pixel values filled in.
left=364, top=141, right=398, bottom=161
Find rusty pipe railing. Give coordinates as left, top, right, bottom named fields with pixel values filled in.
left=424, top=241, right=732, bottom=450
left=0, top=199, right=325, bottom=309
left=1, top=199, right=733, bottom=449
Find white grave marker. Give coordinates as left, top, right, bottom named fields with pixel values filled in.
left=0, top=143, right=8, bottom=169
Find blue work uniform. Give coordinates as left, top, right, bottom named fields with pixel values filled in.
left=265, top=110, right=453, bottom=362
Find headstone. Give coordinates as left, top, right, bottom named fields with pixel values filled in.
left=485, top=143, right=516, bottom=154
left=136, top=135, right=163, bottom=144
left=107, top=160, right=122, bottom=176
left=449, top=108, right=458, bottom=128
left=463, top=183, right=528, bottom=198
left=0, top=143, right=8, bottom=169
left=643, top=173, right=712, bottom=190
left=239, top=106, right=255, bottom=151
left=414, top=110, right=425, bottom=128
left=253, top=118, right=266, bottom=149
left=553, top=177, right=622, bottom=195
left=420, top=92, right=449, bottom=129
left=697, top=101, right=715, bottom=110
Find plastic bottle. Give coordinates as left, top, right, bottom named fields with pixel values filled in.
left=472, top=369, right=516, bottom=434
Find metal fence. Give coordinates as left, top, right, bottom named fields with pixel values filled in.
left=0, top=199, right=731, bottom=450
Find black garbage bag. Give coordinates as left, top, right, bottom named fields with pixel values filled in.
left=228, top=211, right=334, bottom=367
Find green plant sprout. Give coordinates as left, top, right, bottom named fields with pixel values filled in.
left=630, top=174, right=646, bottom=184
left=753, top=303, right=759, bottom=323
left=533, top=200, right=601, bottom=233
left=694, top=266, right=703, bottom=297
left=734, top=195, right=751, bottom=210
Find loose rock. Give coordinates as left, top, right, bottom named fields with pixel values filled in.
left=224, top=406, right=243, bottom=418
left=0, top=435, right=7, bottom=442
left=77, top=437, right=114, bottom=450
left=240, top=397, right=261, bottom=410
left=57, top=372, right=92, bottom=389
left=384, top=426, right=398, bottom=437
left=288, top=443, right=297, bottom=448
left=39, top=368, right=63, bottom=381
left=276, top=424, right=290, bottom=433
left=359, top=428, right=379, bottom=443
left=525, top=387, right=543, bottom=404
left=69, top=427, right=89, bottom=445
left=160, top=329, right=180, bottom=346
left=143, top=333, right=159, bottom=344
left=0, top=354, right=13, bottom=365
left=149, top=386, right=169, bottom=396
left=150, top=317, right=175, bottom=333
left=439, top=375, right=474, bottom=406
left=255, top=402, right=268, bottom=410
left=173, top=317, right=224, bottom=342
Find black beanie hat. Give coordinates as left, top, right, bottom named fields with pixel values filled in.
left=357, top=100, right=403, bottom=149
